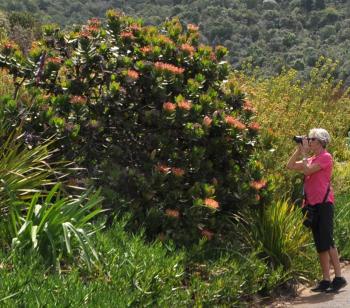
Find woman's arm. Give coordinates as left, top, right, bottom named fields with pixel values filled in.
left=286, top=147, right=304, bottom=171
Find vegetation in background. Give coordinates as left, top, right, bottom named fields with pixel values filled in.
left=2, top=1, right=350, bottom=83
left=232, top=59, right=350, bottom=199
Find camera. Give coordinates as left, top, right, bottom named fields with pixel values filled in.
left=293, top=135, right=305, bottom=144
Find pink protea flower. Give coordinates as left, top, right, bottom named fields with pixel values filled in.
left=177, top=100, right=192, bottom=111
left=171, top=167, right=185, bottom=177
left=3, top=41, right=15, bottom=50
left=163, top=102, right=176, bottom=113
left=204, top=198, right=220, bottom=210
left=202, top=116, right=213, bottom=128
left=154, top=62, right=185, bottom=75
left=201, top=228, right=214, bottom=240
left=70, top=95, right=87, bottom=105
left=225, top=116, right=246, bottom=130
left=165, top=209, right=180, bottom=218
left=155, top=164, right=171, bottom=174
left=250, top=179, right=267, bottom=190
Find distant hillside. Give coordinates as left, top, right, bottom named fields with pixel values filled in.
left=1, top=0, right=350, bottom=83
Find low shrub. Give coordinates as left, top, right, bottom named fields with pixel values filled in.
left=235, top=200, right=318, bottom=282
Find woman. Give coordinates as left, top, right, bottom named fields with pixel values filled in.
left=287, top=128, right=346, bottom=293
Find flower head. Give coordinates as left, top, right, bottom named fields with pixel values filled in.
left=204, top=198, right=220, bottom=210
left=243, top=100, right=256, bottom=113
left=163, top=102, right=176, bottom=113
left=70, top=95, right=87, bottom=105
left=140, top=45, right=153, bottom=54
left=154, top=62, right=185, bottom=75
left=165, top=209, right=180, bottom=218
left=248, top=122, right=260, bottom=131
left=127, top=69, right=139, bottom=80
left=177, top=100, right=192, bottom=111
left=225, top=116, right=246, bottom=130
left=155, top=164, right=171, bottom=174
left=120, top=31, right=135, bottom=40
left=201, top=228, right=214, bottom=240
left=202, top=116, right=212, bottom=128
left=171, top=167, right=185, bottom=177
left=187, top=24, right=199, bottom=32
left=46, top=57, right=62, bottom=64
left=180, top=43, right=195, bottom=55
left=250, top=179, right=267, bottom=190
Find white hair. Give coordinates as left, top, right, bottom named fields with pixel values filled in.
left=309, top=128, right=331, bottom=147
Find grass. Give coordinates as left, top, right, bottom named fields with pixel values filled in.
left=0, top=216, right=291, bottom=306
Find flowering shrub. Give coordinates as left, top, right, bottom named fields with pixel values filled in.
left=0, top=11, right=266, bottom=244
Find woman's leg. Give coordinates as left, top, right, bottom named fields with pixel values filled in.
left=319, top=251, right=331, bottom=281
left=328, top=246, right=341, bottom=277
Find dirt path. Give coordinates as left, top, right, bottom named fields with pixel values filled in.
left=271, top=264, right=350, bottom=307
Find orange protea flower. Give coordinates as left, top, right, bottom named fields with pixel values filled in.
left=250, top=179, right=267, bottom=190
left=127, top=69, right=139, bottom=80
left=154, top=62, right=185, bottom=75
left=225, top=116, right=246, bottom=130
left=140, top=45, right=153, bottom=54
left=129, top=23, right=141, bottom=32
left=165, top=209, right=180, bottom=218
left=248, top=122, right=260, bottom=131
left=86, top=25, right=99, bottom=34
left=187, top=23, right=199, bottom=32
left=180, top=43, right=195, bottom=55
left=155, top=164, right=171, bottom=174
left=243, top=100, right=256, bottom=113
left=201, top=228, right=214, bottom=240
left=158, top=34, right=174, bottom=45
left=163, top=102, right=176, bottom=113
left=202, top=116, right=212, bottom=128
left=70, top=95, right=87, bottom=105
left=204, top=198, right=220, bottom=210
left=177, top=100, right=192, bottom=111
left=78, top=29, right=92, bottom=39
left=46, top=57, right=62, bottom=64
left=255, top=194, right=261, bottom=201
left=171, top=167, right=185, bottom=177
left=88, top=18, right=101, bottom=27
left=120, top=31, right=135, bottom=39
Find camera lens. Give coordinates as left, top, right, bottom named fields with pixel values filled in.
left=293, top=136, right=303, bottom=143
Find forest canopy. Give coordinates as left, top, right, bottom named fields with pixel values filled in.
left=1, top=0, right=350, bottom=83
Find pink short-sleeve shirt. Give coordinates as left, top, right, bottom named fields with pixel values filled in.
left=304, top=150, right=334, bottom=206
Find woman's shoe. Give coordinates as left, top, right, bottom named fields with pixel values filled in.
left=310, top=280, right=331, bottom=292
left=326, top=277, right=347, bottom=293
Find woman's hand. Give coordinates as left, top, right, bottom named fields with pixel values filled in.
left=299, top=137, right=310, bottom=157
